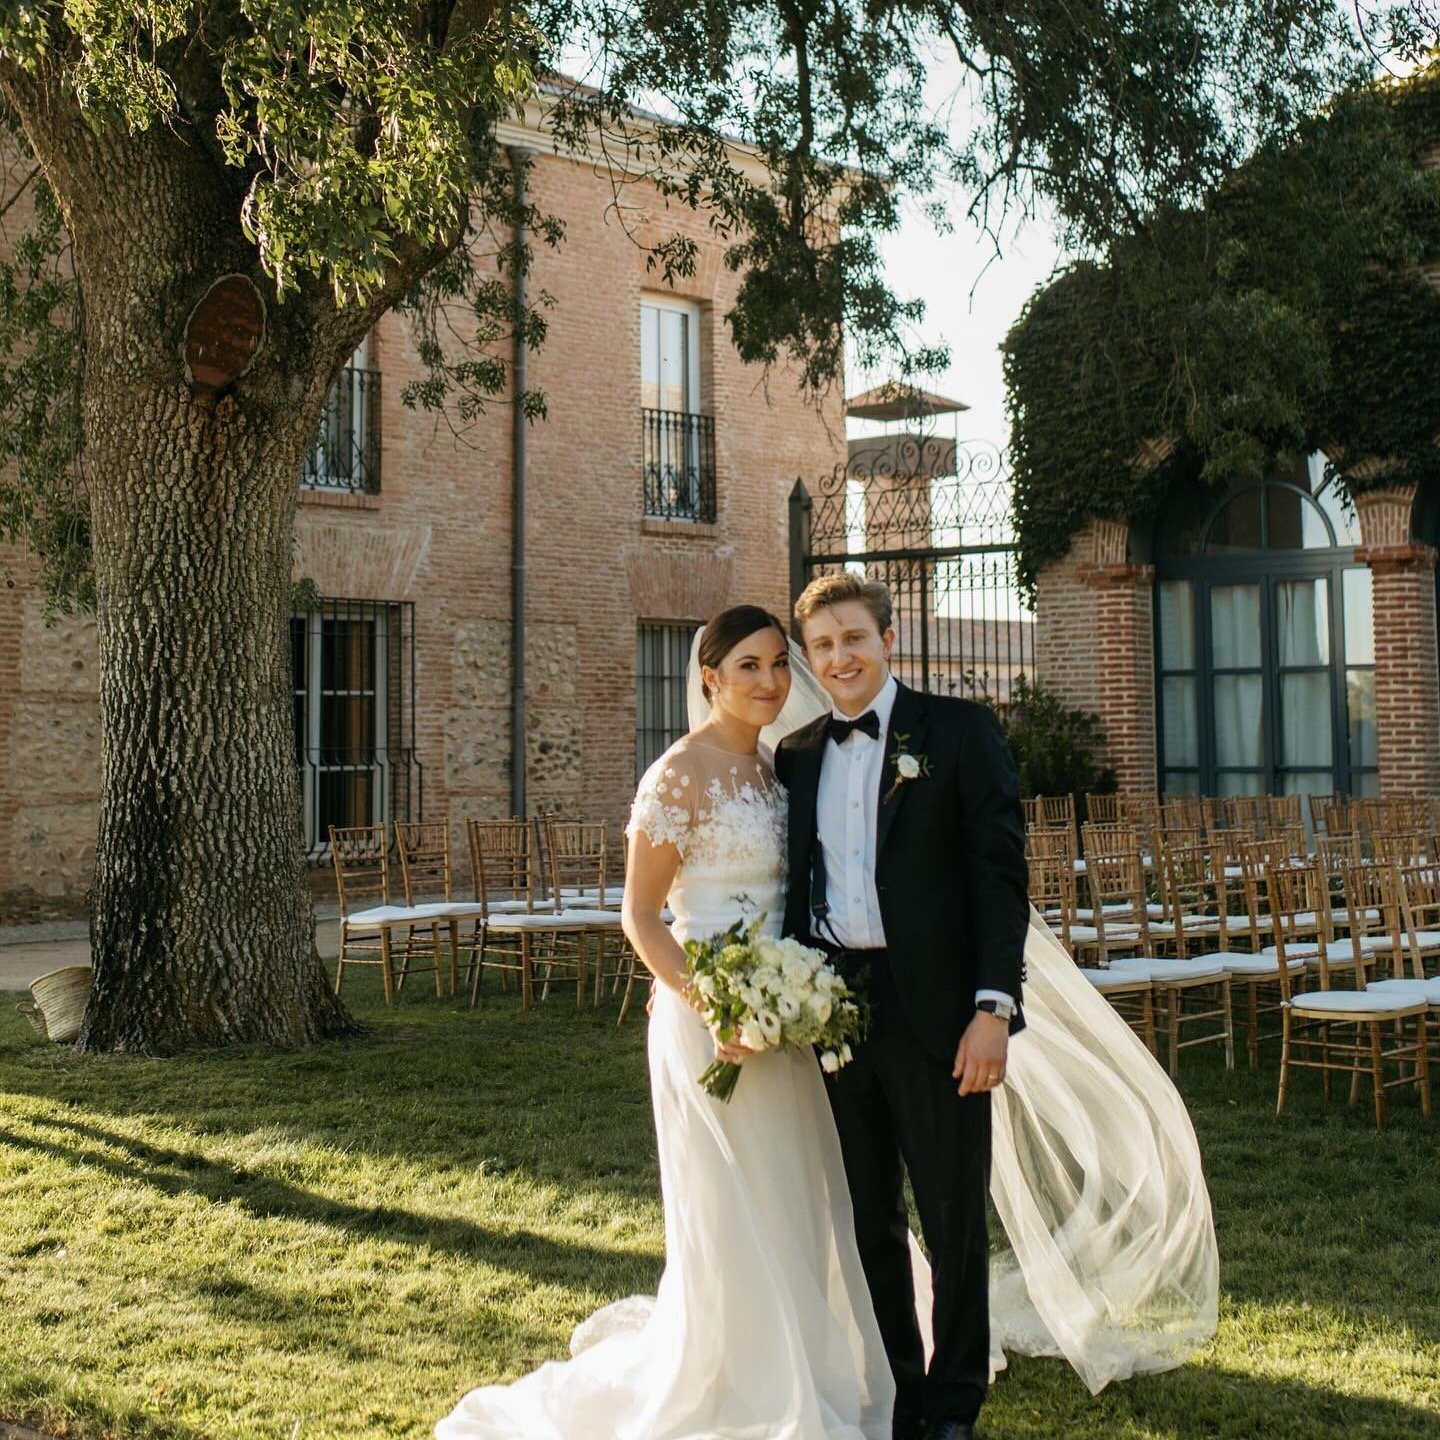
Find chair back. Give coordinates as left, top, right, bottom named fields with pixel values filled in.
left=395, top=820, right=457, bottom=905
left=1308, top=792, right=1341, bottom=834
left=1221, top=794, right=1266, bottom=839
left=329, top=824, right=391, bottom=916
left=545, top=820, right=613, bottom=908
left=1082, top=831, right=1150, bottom=953
left=466, top=818, right=542, bottom=912
left=1160, top=796, right=1204, bottom=832
left=1340, top=860, right=1405, bottom=986
left=1158, top=841, right=1227, bottom=957
left=1084, top=792, right=1121, bottom=825
left=1263, top=794, right=1303, bottom=831
left=1261, top=857, right=1329, bottom=997
left=1028, top=848, right=1078, bottom=950
left=1371, top=832, right=1429, bottom=866
left=1394, top=859, right=1440, bottom=980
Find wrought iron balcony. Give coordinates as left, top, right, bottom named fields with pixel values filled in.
left=302, top=366, right=381, bottom=494
left=643, top=408, right=716, bottom=522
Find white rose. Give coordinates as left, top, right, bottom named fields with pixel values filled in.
left=820, top=1050, right=841, bottom=1073
left=739, top=984, right=764, bottom=1010
left=807, top=993, right=832, bottom=1023
left=740, top=1019, right=767, bottom=1051
left=814, top=969, right=838, bottom=994
left=782, top=954, right=811, bottom=986
left=757, top=1010, right=782, bottom=1045
left=897, top=753, right=921, bottom=779
left=777, top=994, right=801, bottom=1021
left=754, top=967, right=782, bottom=994
left=694, top=974, right=716, bottom=998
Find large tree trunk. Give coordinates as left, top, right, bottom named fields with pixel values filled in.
left=0, top=75, right=368, bottom=1053
left=79, top=379, right=356, bottom=1052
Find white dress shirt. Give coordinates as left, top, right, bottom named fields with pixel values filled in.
left=813, top=672, right=1014, bottom=1011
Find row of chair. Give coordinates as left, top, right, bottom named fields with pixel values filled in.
left=1030, top=825, right=1437, bottom=1128
left=329, top=819, right=642, bottom=1020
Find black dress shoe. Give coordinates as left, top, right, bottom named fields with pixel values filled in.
left=928, top=1422, right=979, bottom=1440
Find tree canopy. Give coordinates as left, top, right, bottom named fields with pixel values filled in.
left=1004, top=60, right=1440, bottom=593
left=0, top=2, right=1376, bottom=611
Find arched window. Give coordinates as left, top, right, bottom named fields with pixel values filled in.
left=1153, top=454, right=1376, bottom=801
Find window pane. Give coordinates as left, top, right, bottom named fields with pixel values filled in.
left=1213, top=673, right=1263, bottom=766
left=1268, top=486, right=1334, bottom=551
left=1161, top=675, right=1199, bottom=768
left=1210, top=585, right=1261, bottom=667
left=1275, top=579, right=1329, bottom=666
left=1279, top=672, right=1333, bottom=767
left=1312, top=454, right=1360, bottom=545
left=1163, top=770, right=1200, bottom=796
left=641, top=304, right=660, bottom=410
left=1342, top=567, right=1374, bottom=666
left=1216, top=771, right=1265, bottom=796
left=660, top=309, right=689, bottom=412
left=1205, top=487, right=1264, bottom=553
left=1157, top=581, right=1195, bottom=670
left=1354, top=770, right=1381, bottom=799
left=1347, top=668, right=1378, bottom=769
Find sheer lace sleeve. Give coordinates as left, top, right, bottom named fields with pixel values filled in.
left=627, top=753, right=702, bottom=854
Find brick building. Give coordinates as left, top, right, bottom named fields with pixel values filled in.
left=1032, top=459, right=1440, bottom=803
left=0, top=101, right=844, bottom=916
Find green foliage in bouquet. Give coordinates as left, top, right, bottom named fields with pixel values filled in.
left=684, top=914, right=865, bottom=1103
left=990, top=676, right=1116, bottom=804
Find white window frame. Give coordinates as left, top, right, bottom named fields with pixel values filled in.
left=641, top=296, right=702, bottom=416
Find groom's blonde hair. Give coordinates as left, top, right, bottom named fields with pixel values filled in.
left=793, top=572, right=893, bottom=639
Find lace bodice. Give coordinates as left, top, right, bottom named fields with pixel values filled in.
left=627, top=739, right=786, bottom=943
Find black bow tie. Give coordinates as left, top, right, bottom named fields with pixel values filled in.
left=827, top=710, right=881, bottom=744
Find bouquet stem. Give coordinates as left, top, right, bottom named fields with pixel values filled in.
left=698, top=1059, right=743, bottom=1103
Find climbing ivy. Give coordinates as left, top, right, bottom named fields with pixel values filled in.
left=1004, top=67, right=1440, bottom=595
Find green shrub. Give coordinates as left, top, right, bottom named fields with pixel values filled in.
left=991, top=675, right=1116, bottom=804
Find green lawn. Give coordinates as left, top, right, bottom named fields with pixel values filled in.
left=1, top=975, right=1437, bottom=1440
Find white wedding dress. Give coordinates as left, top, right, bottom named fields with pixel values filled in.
left=436, top=740, right=896, bottom=1440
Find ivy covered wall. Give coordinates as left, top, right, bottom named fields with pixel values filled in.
left=1004, top=70, right=1440, bottom=593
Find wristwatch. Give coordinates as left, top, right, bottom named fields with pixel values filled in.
left=976, top=997, right=1016, bottom=1022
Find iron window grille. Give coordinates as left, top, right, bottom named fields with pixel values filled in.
left=643, top=409, right=716, bottom=522
left=637, top=621, right=701, bottom=779
left=302, top=366, right=381, bottom=495
left=290, top=598, right=422, bottom=860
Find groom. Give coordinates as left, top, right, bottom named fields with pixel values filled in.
left=775, top=573, right=1029, bottom=1440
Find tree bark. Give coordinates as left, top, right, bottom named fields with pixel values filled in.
left=1, top=64, right=371, bottom=1053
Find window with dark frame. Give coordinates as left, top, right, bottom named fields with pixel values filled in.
left=290, top=599, right=421, bottom=858
left=636, top=622, right=701, bottom=780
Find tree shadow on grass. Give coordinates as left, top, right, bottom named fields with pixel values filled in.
left=990, top=1354, right=1439, bottom=1439
left=4, top=1114, right=656, bottom=1295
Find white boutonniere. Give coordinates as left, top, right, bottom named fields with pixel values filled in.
left=883, top=733, right=931, bottom=804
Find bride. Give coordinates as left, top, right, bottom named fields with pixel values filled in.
left=436, top=605, right=1218, bottom=1440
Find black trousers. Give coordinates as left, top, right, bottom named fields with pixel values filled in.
left=825, top=958, right=991, bottom=1429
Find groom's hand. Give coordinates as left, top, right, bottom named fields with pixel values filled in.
left=954, top=1011, right=1009, bottom=1096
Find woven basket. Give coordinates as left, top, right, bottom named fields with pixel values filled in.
left=22, top=965, right=92, bottom=1044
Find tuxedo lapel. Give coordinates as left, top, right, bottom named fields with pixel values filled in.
left=785, top=718, right=828, bottom=893
left=876, top=683, right=928, bottom=856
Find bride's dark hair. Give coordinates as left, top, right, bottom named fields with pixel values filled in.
left=698, top=605, right=788, bottom=701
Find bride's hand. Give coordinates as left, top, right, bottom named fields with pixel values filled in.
left=710, top=1023, right=754, bottom=1065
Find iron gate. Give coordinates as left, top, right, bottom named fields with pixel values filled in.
left=789, top=437, right=1034, bottom=705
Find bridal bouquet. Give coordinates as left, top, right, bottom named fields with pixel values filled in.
left=684, top=915, right=865, bottom=1102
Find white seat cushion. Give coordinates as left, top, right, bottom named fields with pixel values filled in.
left=1214, top=953, right=1307, bottom=976
left=1366, top=978, right=1440, bottom=1004
left=1106, top=957, right=1227, bottom=983
left=1079, top=968, right=1150, bottom=992
left=1262, top=935, right=1397, bottom=964
left=406, top=900, right=488, bottom=919
left=559, top=907, right=625, bottom=926
left=1287, top=989, right=1429, bottom=1015
left=482, top=912, right=589, bottom=931
left=341, top=905, right=432, bottom=929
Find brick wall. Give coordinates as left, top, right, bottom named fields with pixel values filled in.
left=1354, top=484, right=1440, bottom=796
left=0, top=143, right=844, bottom=914
left=1033, top=518, right=1156, bottom=791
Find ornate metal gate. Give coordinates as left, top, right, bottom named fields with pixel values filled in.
left=788, top=437, right=1034, bottom=704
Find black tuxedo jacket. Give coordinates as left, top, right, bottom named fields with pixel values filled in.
left=775, top=682, right=1029, bottom=1062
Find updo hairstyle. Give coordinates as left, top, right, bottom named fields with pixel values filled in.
left=698, top=605, right=788, bottom=702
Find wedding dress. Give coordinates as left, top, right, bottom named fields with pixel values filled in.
left=436, top=739, right=895, bottom=1440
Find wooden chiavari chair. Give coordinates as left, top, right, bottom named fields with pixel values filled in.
left=1263, top=794, right=1303, bottom=833
left=1308, top=792, right=1342, bottom=835
left=1273, top=860, right=1431, bottom=1129
left=544, top=820, right=637, bottom=1013
left=1371, top=832, right=1430, bottom=866
left=1076, top=829, right=1150, bottom=965
left=465, top=818, right=589, bottom=1009
left=1083, top=792, right=1121, bottom=825
left=330, top=823, right=446, bottom=1003
left=1118, top=793, right=1162, bottom=861
left=1028, top=835, right=1080, bottom=953
left=395, top=820, right=491, bottom=995
left=1221, top=794, right=1267, bottom=840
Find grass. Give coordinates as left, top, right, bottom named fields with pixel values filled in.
left=1, top=973, right=1437, bottom=1440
